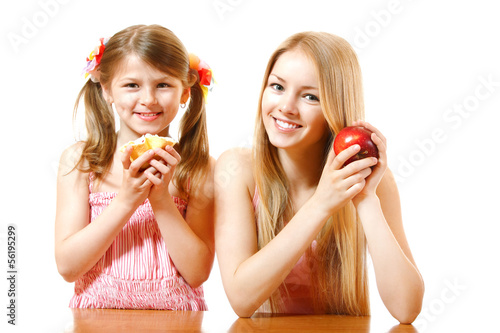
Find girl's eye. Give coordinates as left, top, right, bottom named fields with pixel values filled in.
left=305, top=94, right=319, bottom=102
left=125, top=83, right=139, bottom=88
left=157, top=83, right=170, bottom=88
left=271, top=83, right=284, bottom=91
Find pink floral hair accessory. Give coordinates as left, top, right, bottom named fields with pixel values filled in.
left=189, top=53, right=215, bottom=101
left=83, top=37, right=109, bottom=82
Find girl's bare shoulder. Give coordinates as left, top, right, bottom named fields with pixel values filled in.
left=215, top=147, right=254, bottom=191
left=58, top=141, right=87, bottom=177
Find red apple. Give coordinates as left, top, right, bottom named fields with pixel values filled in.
left=333, top=126, right=379, bottom=166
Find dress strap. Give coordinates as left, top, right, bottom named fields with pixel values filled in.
left=88, top=172, right=95, bottom=193
left=252, top=186, right=259, bottom=210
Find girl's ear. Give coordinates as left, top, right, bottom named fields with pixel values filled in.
left=180, top=87, right=190, bottom=105
left=101, top=84, right=114, bottom=104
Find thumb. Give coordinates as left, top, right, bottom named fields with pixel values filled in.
left=121, top=146, right=133, bottom=170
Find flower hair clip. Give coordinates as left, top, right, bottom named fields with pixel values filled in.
left=83, top=37, right=109, bottom=82
left=189, top=53, right=215, bottom=101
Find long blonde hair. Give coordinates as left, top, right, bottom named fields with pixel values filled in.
left=73, top=24, right=209, bottom=196
left=253, top=32, right=369, bottom=315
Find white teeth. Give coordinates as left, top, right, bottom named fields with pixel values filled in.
left=140, top=113, right=159, bottom=117
left=276, top=119, right=300, bottom=129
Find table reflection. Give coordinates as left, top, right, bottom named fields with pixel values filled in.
left=229, top=314, right=418, bottom=332
left=229, top=313, right=371, bottom=332
left=67, top=308, right=418, bottom=332
left=70, top=308, right=203, bottom=332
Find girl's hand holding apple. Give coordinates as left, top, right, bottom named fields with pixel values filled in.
left=313, top=141, right=378, bottom=216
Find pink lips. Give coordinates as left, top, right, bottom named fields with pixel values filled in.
left=135, top=112, right=161, bottom=121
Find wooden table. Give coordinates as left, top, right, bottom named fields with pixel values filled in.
left=66, top=309, right=419, bottom=332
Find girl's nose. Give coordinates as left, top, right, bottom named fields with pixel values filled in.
left=279, top=93, right=298, bottom=115
left=140, top=88, right=156, bottom=106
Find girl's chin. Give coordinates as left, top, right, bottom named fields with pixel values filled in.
left=267, top=137, right=300, bottom=150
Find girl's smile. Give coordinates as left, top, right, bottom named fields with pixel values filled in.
left=134, top=112, right=162, bottom=121
left=273, top=116, right=303, bottom=132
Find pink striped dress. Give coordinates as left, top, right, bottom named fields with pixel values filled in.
left=69, top=173, right=207, bottom=310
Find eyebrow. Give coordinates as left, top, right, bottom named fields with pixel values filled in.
left=116, top=75, right=175, bottom=83
left=269, top=73, right=318, bottom=90
left=118, top=77, right=138, bottom=82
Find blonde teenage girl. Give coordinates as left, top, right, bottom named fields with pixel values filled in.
left=55, top=24, right=215, bottom=310
left=215, top=31, right=424, bottom=323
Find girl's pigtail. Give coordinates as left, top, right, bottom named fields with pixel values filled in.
left=175, top=71, right=210, bottom=197
left=73, top=36, right=116, bottom=181
left=73, top=79, right=116, bottom=180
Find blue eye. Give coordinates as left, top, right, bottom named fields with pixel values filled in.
left=271, top=83, right=284, bottom=91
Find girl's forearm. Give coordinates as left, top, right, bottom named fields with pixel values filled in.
left=152, top=200, right=214, bottom=288
left=223, top=199, right=330, bottom=317
left=56, top=197, right=136, bottom=282
left=356, top=196, right=424, bottom=323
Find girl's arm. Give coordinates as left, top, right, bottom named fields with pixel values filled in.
left=352, top=121, right=424, bottom=324
left=214, top=147, right=376, bottom=317
left=146, top=147, right=215, bottom=288
left=55, top=144, right=155, bottom=282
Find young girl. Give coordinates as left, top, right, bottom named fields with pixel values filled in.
left=55, top=24, right=215, bottom=310
left=215, top=32, right=424, bottom=323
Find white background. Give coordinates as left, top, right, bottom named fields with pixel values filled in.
left=1, top=0, right=499, bottom=332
